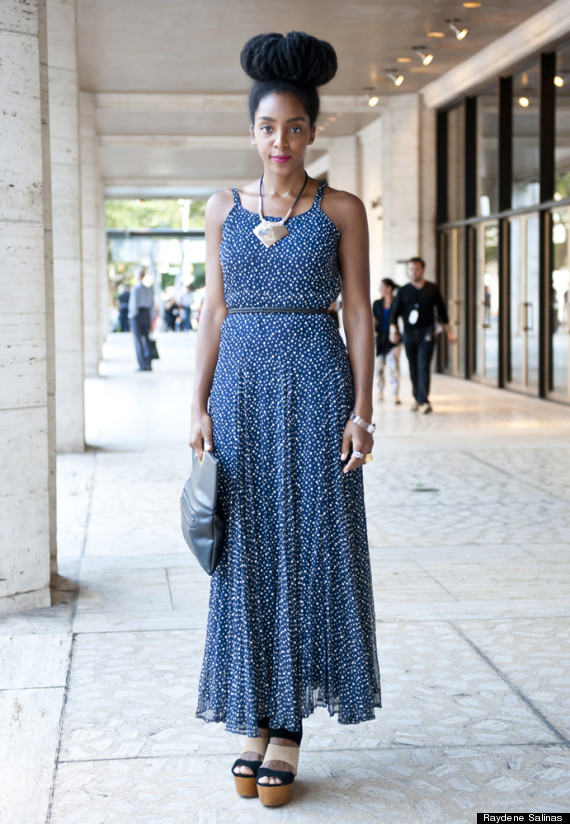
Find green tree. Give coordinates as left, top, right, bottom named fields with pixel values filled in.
left=105, top=199, right=206, bottom=230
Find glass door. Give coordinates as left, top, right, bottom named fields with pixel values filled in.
left=442, top=228, right=465, bottom=376
left=550, top=207, right=570, bottom=400
left=473, top=222, right=499, bottom=383
left=508, top=214, right=540, bottom=393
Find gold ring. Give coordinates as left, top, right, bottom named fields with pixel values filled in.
left=364, top=453, right=373, bottom=464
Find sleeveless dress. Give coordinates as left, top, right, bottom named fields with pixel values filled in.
left=195, top=181, right=381, bottom=735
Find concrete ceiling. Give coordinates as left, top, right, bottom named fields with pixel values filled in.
left=75, top=0, right=550, bottom=198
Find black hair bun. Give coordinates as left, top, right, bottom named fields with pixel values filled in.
left=240, top=31, right=337, bottom=87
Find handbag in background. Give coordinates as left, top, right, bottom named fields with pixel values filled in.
left=180, top=450, right=224, bottom=575
left=149, top=338, right=159, bottom=359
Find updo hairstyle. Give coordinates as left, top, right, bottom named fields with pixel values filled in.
left=381, top=278, right=398, bottom=291
left=240, top=31, right=337, bottom=127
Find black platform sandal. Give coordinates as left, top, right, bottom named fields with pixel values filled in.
left=231, top=736, right=269, bottom=797
left=256, top=743, right=300, bottom=807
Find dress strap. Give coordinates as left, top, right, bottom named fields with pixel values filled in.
left=232, top=188, right=241, bottom=207
left=313, top=180, right=328, bottom=207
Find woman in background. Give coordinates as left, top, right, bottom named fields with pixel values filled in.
left=373, top=277, right=401, bottom=404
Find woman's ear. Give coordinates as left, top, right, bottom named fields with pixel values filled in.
left=250, top=125, right=256, bottom=146
left=308, top=126, right=316, bottom=146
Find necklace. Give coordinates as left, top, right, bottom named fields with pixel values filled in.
left=253, top=172, right=308, bottom=248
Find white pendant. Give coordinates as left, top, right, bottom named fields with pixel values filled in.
left=253, top=220, right=289, bottom=248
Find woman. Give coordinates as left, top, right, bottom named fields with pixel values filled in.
left=189, top=31, right=381, bottom=807
left=372, top=278, right=402, bottom=404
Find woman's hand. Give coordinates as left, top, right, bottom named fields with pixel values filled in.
left=340, top=420, right=374, bottom=474
left=189, top=410, right=213, bottom=459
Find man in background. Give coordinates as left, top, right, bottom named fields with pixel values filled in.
left=388, top=257, right=456, bottom=413
left=128, top=267, right=154, bottom=371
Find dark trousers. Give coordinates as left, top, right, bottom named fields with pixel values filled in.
left=403, top=326, right=435, bottom=404
left=180, top=306, right=192, bottom=331
left=132, top=308, right=151, bottom=370
left=119, top=307, right=129, bottom=332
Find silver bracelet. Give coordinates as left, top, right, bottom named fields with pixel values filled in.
left=349, top=413, right=376, bottom=434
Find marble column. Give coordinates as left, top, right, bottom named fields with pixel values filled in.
left=80, top=92, right=106, bottom=378
left=0, top=0, right=54, bottom=612
left=380, top=94, right=425, bottom=279
left=418, top=100, right=437, bottom=274
left=358, top=118, right=384, bottom=283
left=328, top=135, right=361, bottom=197
left=46, top=0, right=85, bottom=452
left=39, top=0, right=59, bottom=574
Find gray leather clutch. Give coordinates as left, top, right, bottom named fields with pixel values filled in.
left=180, top=451, right=224, bottom=575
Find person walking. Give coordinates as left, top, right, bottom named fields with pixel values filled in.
left=372, top=278, right=401, bottom=404
left=189, top=31, right=381, bottom=808
left=179, top=284, right=195, bottom=330
left=388, top=257, right=456, bottom=413
left=117, top=286, right=130, bottom=332
left=128, top=267, right=154, bottom=371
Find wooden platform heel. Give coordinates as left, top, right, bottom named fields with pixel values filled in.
left=231, top=736, right=269, bottom=797
left=256, top=743, right=300, bottom=807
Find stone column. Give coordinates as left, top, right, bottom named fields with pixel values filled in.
left=419, top=100, right=437, bottom=274
left=39, top=0, right=59, bottom=574
left=380, top=94, right=423, bottom=281
left=98, top=190, right=109, bottom=348
left=328, top=135, right=361, bottom=197
left=80, top=92, right=106, bottom=377
left=46, top=0, right=85, bottom=452
left=358, top=119, right=383, bottom=283
left=0, top=0, right=54, bottom=612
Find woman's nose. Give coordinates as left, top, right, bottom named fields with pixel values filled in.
left=273, top=130, right=288, bottom=149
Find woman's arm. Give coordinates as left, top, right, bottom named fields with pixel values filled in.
left=323, top=189, right=374, bottom=473
left=189, top=190, right=232, bottom=458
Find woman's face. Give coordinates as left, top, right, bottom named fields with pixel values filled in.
left=250, top=92, right=316, bottom=174
left=380, top=282, right=392, bottom=299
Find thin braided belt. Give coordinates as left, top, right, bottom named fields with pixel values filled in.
left=226, top=307, right=331, bottom=315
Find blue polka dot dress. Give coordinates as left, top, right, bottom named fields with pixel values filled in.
left=196, top=181, right=381, bottom=735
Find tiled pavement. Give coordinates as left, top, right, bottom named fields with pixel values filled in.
left=1, top=332, right=570, bottom=824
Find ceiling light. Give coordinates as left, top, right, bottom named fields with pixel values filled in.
left=447, top=19, right=468, bottom=40
left=554, top=74, right=565, bottom=87
left=387, top=70, right=404, bottom=87
left=363, top=87, right=379, bottom=107
left=427, top=31, right=446, bottom=38
left=413, top=47, right=434, bottom=66
left=463, top=1, right=482, bottom=7
left=518, top=96, right=530, bottom=108
left=397, top=57, right=412, bottom=63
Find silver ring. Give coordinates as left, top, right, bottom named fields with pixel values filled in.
left=353, top=450, right=364, bottom=459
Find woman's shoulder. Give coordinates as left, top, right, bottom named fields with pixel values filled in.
left=321, top=184, right=367, bottom=230
left=205, top=187, right=241, bottom=231
left=322, top=184, right=364, bottom=211
left=207, top=188, right=235, bottom=213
